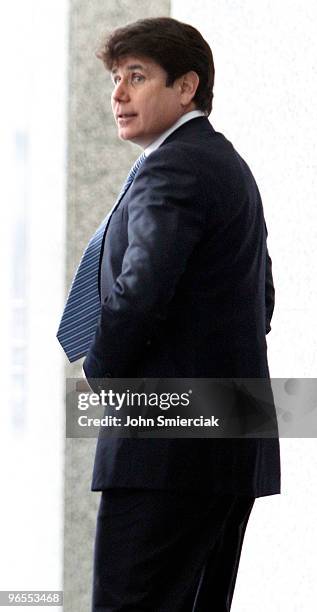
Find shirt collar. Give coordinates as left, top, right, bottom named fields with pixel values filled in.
left=144, top=110, right=206, bottom=157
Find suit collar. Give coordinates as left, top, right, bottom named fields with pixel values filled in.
left=144, top=110, right=206, bottom=156
left=158, top=116, right=215, bottom=148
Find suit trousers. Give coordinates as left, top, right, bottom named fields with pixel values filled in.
left=92, top=489, right=255, bottom=611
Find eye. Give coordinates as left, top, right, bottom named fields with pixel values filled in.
left=113, top=75, right=121, bottom=85
left=132, top=73, right=145, bottom=83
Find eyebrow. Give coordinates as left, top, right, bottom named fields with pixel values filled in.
left=111, top=64, right=146, bottom=75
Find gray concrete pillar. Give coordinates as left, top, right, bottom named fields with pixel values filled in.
left=65, top=1, right=170, bottom=610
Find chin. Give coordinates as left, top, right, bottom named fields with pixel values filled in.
left=118, top=129, right=137, bottom=142
left=120, top=133, right=146, bottom=147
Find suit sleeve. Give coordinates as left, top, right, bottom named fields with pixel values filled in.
left=83, top=146, right=207, bottom=379
left=264, top=224, right=275, bottom=334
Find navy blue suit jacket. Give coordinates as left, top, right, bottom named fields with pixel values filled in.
left=83, top=117, right=280, bottom=496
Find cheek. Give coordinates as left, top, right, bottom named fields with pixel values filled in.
left=134, top=110, right=149, bottom=134
left=140, top=103, right=159, bottom=128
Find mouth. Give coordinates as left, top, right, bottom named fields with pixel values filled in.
left=117, top=113, right=137, bottom=123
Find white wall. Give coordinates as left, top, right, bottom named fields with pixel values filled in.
left=0, top=1, right=68, bottom=609
left=171, top=1, right=317, bottom=610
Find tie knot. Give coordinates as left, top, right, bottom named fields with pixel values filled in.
left=129, top=152, right=146, bottom=180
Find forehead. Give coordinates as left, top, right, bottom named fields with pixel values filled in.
left=111, top=55, right=163, bottom=74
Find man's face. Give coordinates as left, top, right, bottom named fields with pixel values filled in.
left=110, top=55, right=196, bottom=148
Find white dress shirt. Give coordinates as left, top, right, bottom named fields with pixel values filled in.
left=144, top=109, right=206, bottom=157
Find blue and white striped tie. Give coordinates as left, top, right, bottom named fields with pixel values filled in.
left=57, top=152, right=146, bottom=362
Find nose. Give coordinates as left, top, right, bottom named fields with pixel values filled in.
left=112, top=79, right=130, bottom=103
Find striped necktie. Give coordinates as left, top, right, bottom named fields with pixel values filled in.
left=57, top=152, right=146, bottom=362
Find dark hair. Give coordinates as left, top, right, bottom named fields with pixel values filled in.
left=96, top=17, right=215, bottom=115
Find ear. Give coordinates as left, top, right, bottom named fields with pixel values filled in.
left=179, top=71, right=200, bottom=106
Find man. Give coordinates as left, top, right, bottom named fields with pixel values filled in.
left=57, top=17, right=280, bottom=611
